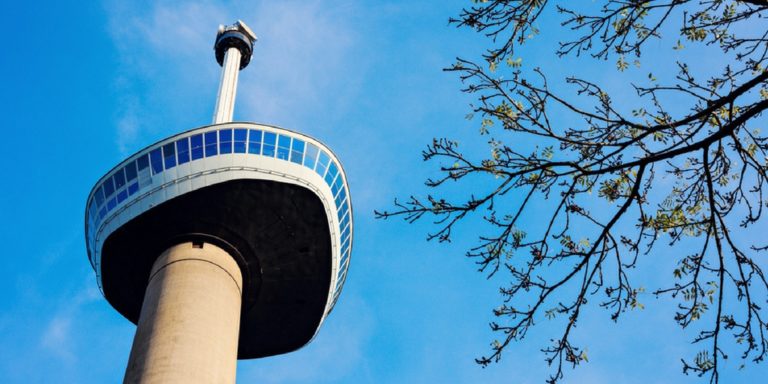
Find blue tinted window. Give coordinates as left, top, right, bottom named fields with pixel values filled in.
left=234, top=129, right=247, bottom=153
left=191, top=134, right=204, bottom=160
left=163, top=143, right=176, bottom=169
left=89, top=199, right=98, bottom=219
left=340, top=249, right=350, bottom=267
left=340, top=213, right=350, bottom=233
left=263, top=132, right=277, bottom=157
left=248, top=129, right=262, bottom=154
left=341, top=225, right=350, bottom=242
left=332, top=176, right=343, bottom=197
left=338, top=201, right=348, bottom=221
left=339, top=247, right=349, bottom=265
left=177, top=138, right=190, bottom=164
left=331, top=180, right=340, bottom=197
left=341, top=235, right=350, bottom=253
left=95, top=186, right=105, bottom=206
left=107, top=197, right=117, bottom=211
left=103, top=178, right=115, bottom=198
left=150, top=148, right=163, bottom=174
left=127, top=182, right=139, bottom=196
left=137, top=154, right=149, bottom=171
left=113, top=168, right=126, bottom=190
left=219, top=129, right=232, bottom=154
left=277, top=135, right=291, bottom=160
left=205, top=131, right=218, bottom=157
left=278, top=134, right=291, bottom=148
left=325, top=162, right=339, bottom=186
left=316, top=151, right=330, bottom=176
left=99, top=207, right=107, bottom=219
left=335, top=188, right=347, bottom=207
left=304, top=143, right=319, bottom=170
left=117, top=190, right=128, bottom=204
left=124, top=161, right=137, bottom=182
left=290, top=139, right=305, bottom=164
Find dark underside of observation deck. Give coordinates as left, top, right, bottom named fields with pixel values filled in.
left=101, top=179, right=332, bottom=359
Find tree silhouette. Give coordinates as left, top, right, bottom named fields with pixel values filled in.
left=376, top=1, right=768, bottom=382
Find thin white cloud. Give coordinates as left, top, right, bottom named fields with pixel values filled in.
left=116, top=97, right=140, bottom=156
left=238, top=1, right=361, bottom=126
left=41, top=314, right=75, bottom=363
left=39, top=282, right=100, bottom=364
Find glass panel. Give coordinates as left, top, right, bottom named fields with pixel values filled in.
left=113, top=168, right=126, bottom=190
left=335, top=188, right=347, bottom=207
left=263, top=132, right=277, bottom=157
left=304, top=143, right=319, bottom=170
left=341, top=235, right=351, bottom=253
left=191, top=134, right=204, bottom=160
left=278, top=134, right=291, bottom=148
left=137, top=153, right=152, bottom=189
left=127, top=182, right=139, bottom=196
left=234, top=128, right=247, bottom=153
left=88, top=199, right=98, bottom=220
left=290, top=139, right=305, bottom=164
left=341, top=226, right=350, bottom=243
left=340, top=213, right=350, bottom=232
left=277, top=134, right=291, bottom=160
left=248, top=129, right=262, bottom=154
left=332, top=176, right=343, bottom=197
left=99, top=207, right=107, bottom=219
left=103, top=177, right=115, bottom=198
left=117, top=190, right=128, bottom=204
left=124, top=161, right=137, bottom=182
left=325, top=162, right=339, bottom=186
left=316, top=151, right=330, bottom=176
left=177, top=137, right=190, bottom=164
left=340, top=249, right=350, bottom=267
left=338, top=201, right=348, bottom=221
left=219, top=129, right=232, bottom=154
left=95, top=186, right=105, bottom=206
left=163, top=143, right=176, bottom=169
left=205, top=131, right=218, bottom=157
left=150, top=148, right=163, bottom=174
left=137, top=154, right=149, bottom=171
left=107, top=197, right=117, bottom=211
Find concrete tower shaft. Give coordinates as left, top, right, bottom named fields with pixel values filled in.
left=124, top=243, right=242, bottom=383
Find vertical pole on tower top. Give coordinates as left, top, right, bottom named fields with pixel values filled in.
left=212, top=21, right=257, bottom=124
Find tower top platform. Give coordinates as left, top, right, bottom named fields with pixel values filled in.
left=214, top=20, right=257, bottom=69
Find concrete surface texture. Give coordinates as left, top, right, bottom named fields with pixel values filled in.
left=123, top=242, right=243, bottom=384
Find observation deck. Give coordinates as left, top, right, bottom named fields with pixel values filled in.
left=85, top=122, right=353, bottom=358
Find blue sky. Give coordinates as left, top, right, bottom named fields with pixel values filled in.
left=0, top=1, right=765, bottom=383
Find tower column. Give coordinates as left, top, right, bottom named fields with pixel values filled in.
left=123, top=242, right=243, bottom=384
left=212, top=47, right=242, bottom=124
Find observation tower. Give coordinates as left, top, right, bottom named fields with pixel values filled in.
left=84, top=21, right=353, bottom=383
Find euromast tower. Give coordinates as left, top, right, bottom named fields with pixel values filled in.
left=84, top=21, right=353, bottom=383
